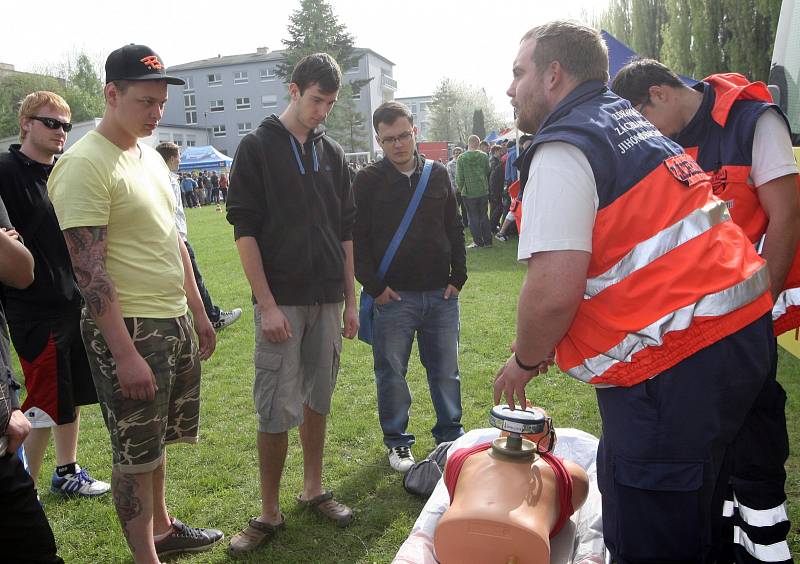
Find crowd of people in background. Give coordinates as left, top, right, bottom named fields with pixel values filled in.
left=178, top=169, right=229, bottom=209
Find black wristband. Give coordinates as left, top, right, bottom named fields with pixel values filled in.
left=514, top=352, right=539, bottom=371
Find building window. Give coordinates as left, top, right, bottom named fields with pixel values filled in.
left=185, top=111, right=197, bottom=125
left=186, top=135, right=196, bottom=147
left=260, top=66, right=276, bottom=80
left=158, top=133, right=171, bottom=143
left=184, top=94, right=196, bottom=109
left=234, top=70, right=248, bottom=84
left=213, top=125, right=226, bottom=137
left=238, top=122, right=253, bottom=136
left=182, top=76, right=194, bottom=92
left=207, top=73, right=222, bottom=86
left=174, top=134, right=184, bottom=147
left=236, top=97, right=251, bottom=110
left=209, top=99, right=225, bottom=112
left=261, top=94, right=277, bottom=108
left=352, top=88, right=361, bottom=100
left=346, top=63, right=359, bottom=74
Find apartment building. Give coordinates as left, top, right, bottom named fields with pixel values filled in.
left=395, top=95, right=433, bottom=141
left=163, top=47, right=396, bottom=157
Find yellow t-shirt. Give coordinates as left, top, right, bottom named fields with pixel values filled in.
left=48, top=130, right=187, bottom=318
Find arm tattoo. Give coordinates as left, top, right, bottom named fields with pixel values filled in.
left=63, top=226, right=115, bottom=317
left=112, top=470, right=142, bottom=553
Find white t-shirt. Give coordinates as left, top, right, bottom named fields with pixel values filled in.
left=517, top=142, right=598, bottom=261
left=750, top=108, right=798, bottom=187
left=170, top=171, right=188, bottom=240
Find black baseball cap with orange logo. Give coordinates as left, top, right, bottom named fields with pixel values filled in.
left=105, top=44, right=185, bottom=85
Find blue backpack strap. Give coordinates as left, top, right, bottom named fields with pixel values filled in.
left=376, top=159, right=434, bottom=280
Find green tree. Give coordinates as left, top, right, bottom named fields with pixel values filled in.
left=327, top=83, right=369, bottom=152
left=603, top=0, right=781, bottom=83
left=61, top=52, right=105, bottom=123
left=472, top=109, right=486, bottom=140
left=278, top=0, right=371, bottom=149
left=661, top=0, right=695, bottom=76
left=428, top=79, right=505, bottom=144
left=0, top=72, right=65, bottom=138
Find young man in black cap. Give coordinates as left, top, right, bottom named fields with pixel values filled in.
left=48, top=44, right=222, bottom=563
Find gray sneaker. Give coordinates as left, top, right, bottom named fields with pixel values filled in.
left=154, top=518, right=224, bottom=557
left=212, top=308, right=242, bottom=332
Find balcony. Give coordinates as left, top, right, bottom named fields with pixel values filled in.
left=382, top=74, right=397, bottom=91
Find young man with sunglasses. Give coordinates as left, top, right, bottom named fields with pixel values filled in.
left=353, top=101, right=467, bottom=473
left=48, top=45, right=221, bottom=563
left=0, top=91, right=111, bottom=499
left=226, top=52, right=357, bottom=557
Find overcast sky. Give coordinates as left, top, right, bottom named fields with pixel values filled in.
left=2, top=0, right=608, bottom=122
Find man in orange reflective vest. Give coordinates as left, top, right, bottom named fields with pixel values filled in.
left=496, top=21, right=779, bottom=563
left=613, top=59, right=798, bottom=564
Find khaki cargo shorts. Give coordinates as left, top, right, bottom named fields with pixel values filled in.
left=253, top=303, right=342, bottom=433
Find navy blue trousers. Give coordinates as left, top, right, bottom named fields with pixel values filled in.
left=596, top=313, right=774, bottom=564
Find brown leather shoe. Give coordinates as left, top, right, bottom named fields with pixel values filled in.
left=227, top=514, right=285, bottom=559
left=297, top=491, right=353, bottom=527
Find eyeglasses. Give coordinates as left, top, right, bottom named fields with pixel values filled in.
left=29, top=116, right=72, bottom=133
left=634, top=95, right=652, bottom=114
left=380, top=131, right=413, bottom=146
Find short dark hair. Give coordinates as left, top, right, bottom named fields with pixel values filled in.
left=611, top=58, right=685, bottom=106
left=372, top=101, right=413, bottom=133
left=290, top=53, right=342, bottom=95
left=522, top=21, right=609, bottom=84
left=155, top=141, right=180, bottom=162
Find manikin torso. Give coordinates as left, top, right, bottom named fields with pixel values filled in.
left=434, top=410, right=589, bottom=564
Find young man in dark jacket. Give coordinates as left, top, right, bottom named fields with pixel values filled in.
left=226, top=53, right=358, bottom=557
left=353, top=101, right=467, bottom=474
left=0, top=195, right=63, bottom=563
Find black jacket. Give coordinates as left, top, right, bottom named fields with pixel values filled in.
left=353, top=153, right=467, bottom=297
left=0, top=146, right=81, bottom=323
left=226, top=115, right=355, bottom=305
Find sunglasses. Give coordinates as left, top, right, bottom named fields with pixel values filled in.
left=30, top=116, right=73, bottom=133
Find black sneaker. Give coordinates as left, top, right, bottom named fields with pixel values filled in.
left=212, top=308, right=242, bottom=332
left=154, top=518, right=224, bottom=557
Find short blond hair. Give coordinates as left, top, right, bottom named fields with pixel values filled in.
left=18, top=91, right=71, bottom=142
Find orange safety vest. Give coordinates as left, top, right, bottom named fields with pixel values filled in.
left=521, top=81, right=772, bottom=387
left=678, top=73, right=800, bottom=335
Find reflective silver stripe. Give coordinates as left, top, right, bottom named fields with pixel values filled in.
left=732, top=494, right=789, bottom=528
left=732, top=526, right=791, bottom=562
left=585, top=200, right=730, bottom=297
left=723, top=499, right=735, bottom=517
left=567, top=264, right=769, bottom=383
left=772, top=287, right=800, bottom=320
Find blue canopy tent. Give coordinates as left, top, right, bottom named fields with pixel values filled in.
left=484, top=130, right=500, bottom=144
left=178, top=145, right=233, bottom=171
left=602, top=30, right=697, bottom=87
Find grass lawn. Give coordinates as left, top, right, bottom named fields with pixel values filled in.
left=18, top=205, right=799, bottom=563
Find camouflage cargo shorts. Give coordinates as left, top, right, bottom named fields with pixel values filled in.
left=81, top=311, right=201, bottom=474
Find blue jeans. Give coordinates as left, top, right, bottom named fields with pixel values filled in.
left=463, top=194, right=492, bottom=246
left=372, top=289, right=464, bottom=448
